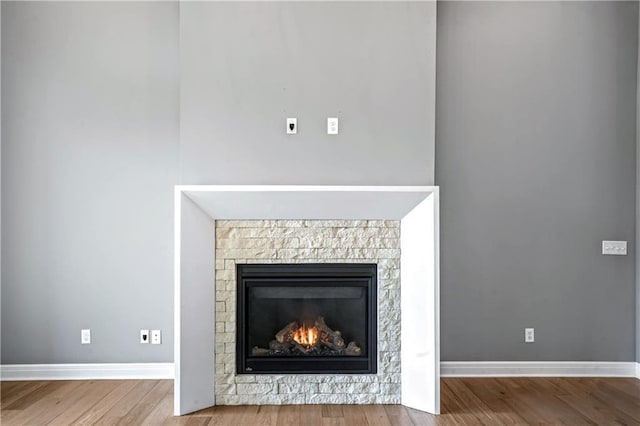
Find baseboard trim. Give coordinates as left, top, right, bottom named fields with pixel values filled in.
left=2, top=361, right=635, bottom=381
left=441, top=361, right=638, bottom=378
left=0, top=363, right=174, bottom=381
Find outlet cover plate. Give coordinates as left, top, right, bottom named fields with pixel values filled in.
left=151, top=330, right=161, bottom=345
left=81, top=329, right=91, bottom=345
left=140, top=329, right=150, bottom=344
left=286, top=118, right=297, bottom=134
left=525, top=328, right=534, bottom=343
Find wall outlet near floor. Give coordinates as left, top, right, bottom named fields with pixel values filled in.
left=525, top=328, right=534, bottom=343
left=140, top=329, right=150, bottom=344
left=151, top=329, right=162, bottom=345
left=81, top=329, right=91, bottom=344
left=602, top=240, right=627, bottom=255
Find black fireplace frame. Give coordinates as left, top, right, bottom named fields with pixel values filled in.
left=236, top=263, right=377, bottom=374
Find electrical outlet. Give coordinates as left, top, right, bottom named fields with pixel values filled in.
left=81, top=329, right=91, bottom=345
left=151, top=330, right=161, bottom=345
left=525, top=328, right=534, bottom=343
left=140, top=329, right=150, bottom=344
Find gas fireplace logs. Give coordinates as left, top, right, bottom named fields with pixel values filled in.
left=315, top=316, right=345, bottom=350
left=275, top=321, right=298, bottom=344
left=251, top=316, right=362, bottom=357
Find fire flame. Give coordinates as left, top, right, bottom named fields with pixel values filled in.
left=292, top=324, right=318, bottom=347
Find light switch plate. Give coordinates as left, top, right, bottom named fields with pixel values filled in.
left=327, top=117, right=339, bottom=135
left=602, top=240, right=627, bottom=255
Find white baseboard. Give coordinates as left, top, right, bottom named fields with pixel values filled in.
left=441, top=361, right=638, bottom=378
left=0, top=363, right=174, bottom=381
left=2, top=361, right=635, bottom=381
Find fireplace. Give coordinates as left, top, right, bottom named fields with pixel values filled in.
left=236, top=263, right=377, bottom=374
left=174, top=187, right=439, bottom=414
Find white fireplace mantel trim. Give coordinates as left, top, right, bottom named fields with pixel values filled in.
left=173, top=185, right=440, bottom=416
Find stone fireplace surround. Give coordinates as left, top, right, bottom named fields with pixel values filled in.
left=215, top=220, right=401, bottom=405
left=174, top=186, right=439, bottom=416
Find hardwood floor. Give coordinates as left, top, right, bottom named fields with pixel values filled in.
left=1, top=377, right=639, bottom=425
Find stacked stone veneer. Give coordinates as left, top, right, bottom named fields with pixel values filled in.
left=214, top=220, right=401, bottom=405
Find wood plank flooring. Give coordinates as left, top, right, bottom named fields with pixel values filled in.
left=1, top=377, right=639, bottom=425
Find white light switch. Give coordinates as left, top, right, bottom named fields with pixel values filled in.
left=602, top=240, right=627, bottom=256
left=327, top=117, right=339, bottom=135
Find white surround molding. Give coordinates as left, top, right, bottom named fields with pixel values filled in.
left=174, top=185, right=440, bottom=416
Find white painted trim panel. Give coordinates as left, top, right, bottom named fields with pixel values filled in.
left=177, top=185, right=437, bottom=193
left=0, top=363, right=174, bottom=381
left=174, top=185, right=441, bottom=415
left=441, top=361, right=638, bottom=378
left=181, top=186, right=437, bottom=221
left=175, top=194, right=216, bottom=415
left=636, top=362, right=640, bottom=379
left=174, top=188, right=182, bottom=414
left=400, top=191, right=440, bottom=415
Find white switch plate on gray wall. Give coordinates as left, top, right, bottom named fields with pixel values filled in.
left=602, top=241, right=627, bottom=255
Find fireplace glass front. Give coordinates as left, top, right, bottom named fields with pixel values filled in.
left=236, top=264, right=377, bottom=374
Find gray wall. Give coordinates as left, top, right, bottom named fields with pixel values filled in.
left=1, top=1, right=436, bottom=364
left=1, top=2, right=179, bottom=363
left=637, top=2, right=640, bottom=364
left=1, top=1, right=2, bottom=362
left=180, top=1, right=436, bottom=186
left=2, top=1, right=638, bottom=365
left=436, top=1, right=638, bottom=361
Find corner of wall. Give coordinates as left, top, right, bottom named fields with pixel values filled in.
left=636, top=0, right=640, bottom=365
left=1, top=0, right=4, bottom=365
